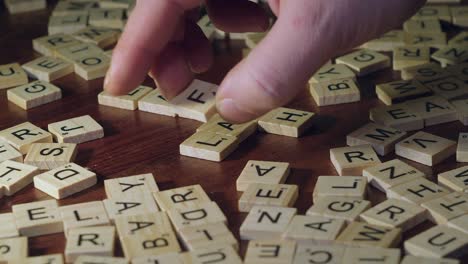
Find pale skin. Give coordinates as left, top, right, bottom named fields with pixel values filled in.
left=104, top=0, right=426, bottom=123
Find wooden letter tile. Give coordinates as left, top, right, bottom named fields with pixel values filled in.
left=197, top=113, right=257, bottom=143
left=59, top=201, right=110, bottom=236
left=114, top=211, right=173, bottom=238
left=138, top=89, right=176, bottom=117
left=451, top=99, right=468, bottom=125
left=48, top=115, right=104, bottom=144
left=98, top=85, right=153, bottom=110
left=438, top=165, right=468, bottom=193
left=395, top=131, right=456, bottom=166
left=335, top=49, right=390, bottom=76
left=375, top=79, right=431, bottom=106
left=400, top=62, right=446, bottom=82
left=421, top=192, right=468, bottom=224
left=456, top=133, right=468, bottom=162
left=310, top=78, right=360, bottom=106
left=0, top=139, right=23, bottom=163
left=432, top=46, right=468, bottom=68
left=451, top=6, right=468, bottom=27
left=132, top=253, right=185, bottom=264
left=74, top=255, right=127, bottom=264
left=403, top=19, right=441, bottom=33
left=393, top=46, right=430, bottom=70
left=404, top=32, right=447, bottom=49
left=236, top=160, right=290, bottom=192
left=0, top=237, right=28, bottom=263
left=363, top=159, right=425, bottom=192
left=0, top=160, right=39, bottom=196
left=412, top=5, right=451, bottom=22
left=32, top=33, right=81, bottom=56
left=24, top=143, right=77, bottom=170
left=405, top=96, right=457, bottom=126
left=424, top=76, right=468, bottom=101
left=65, top=226, right=116, bottom=263
left=330, top=145, right=380, bottom=176
left=313, top=176, right=367, bottom=201
left=448, top=32, right=468, bottom=47
left=401, top=256, right=460, bottom=264
left=360, top=198, right=427, bottom=232
left=309, top=63, right=356, bottom=84
left=258, top=107, right=315, bottom=137
left=104, top=173, right=159, bottom=198
left=293, top=243, right=346, bottom=264
left=178, top=222, right=238, bottom=250
left=0, top=213, right=19, bottom=239
left=404, top=225, right=468, bottom=258
left=239, top=205, right=297, bottom=240
left=120, top=230, right=181, bottom=260
left=282, top=215, right=346, bottom=245
left=347, top=123, right=407, bottom=156
left=103, top=193, right=160, bottom=222
left=369, top=103, right=424, bottom=131
left=0, top=121, right=52, bottom=155
left=5, top=0, right=45, bottom=14
left=153, top=184, right=211, bottom=211
left=22, top=56, right=73, bottom=82
left=0, top=63, right=28, bottom=90
left=74, top=53, right=111, bottom=80
left=179, top=131, right=239, bottom=162
left=448, top=214, right=468, bottom=235
left=238, top=183, right=298, bottom=212
left=336, top=221, right=401, bottom=248
left=185, top=245, right=242, bottom=264
left=244, top=240, right=296, bottom=264
left=167, top=201, right=226, bottom=231
left=307, top=197, right=371, bottom=223
left=89, top=8, right=125, bottom=29
left=12, top=199, right=63, bottom=237
left=48, top=14, right=88, bottom=35
left=7, top=80, right=62, bottom=110
left=342, top=247, right=401, bottom=264
left=387, top=177, right=451, bottom=205
left=25, top=254, right=64, bottom=264
left=362, top=30, right=405, bottom=52
left=55, top=43, right=103, bottom=62
left=73, top=27, right=119, bottom=49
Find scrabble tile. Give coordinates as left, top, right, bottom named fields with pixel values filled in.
left=98, top=85, right=153, bottom=110
left=153, top=184, right=211, bottom=211
left=24, top=254, right=64, bottom=264
left=347, top=123, right=406, bottom=156
left=245, top=32, right=267, bottom=49
left=74, top=255, right=127, bottom=264
left=451, top=99, right=468, bottom=125
left=393, top=46, right=430, bottom=70
left=447, top=63, right=468, bottom=82
left=306, top=197, right=371, bottom=223
left=282, top=215, right=346, bottom=245
left=48, top=14, right=88, bottom=35
left=74, top=53, right=111, bottom=80
left=450, top=6, right=468, bottom=27
left=293, top=243, right=346, bottom=264
left=4, top=0, right=46, bottom=14
left=0, top=213, right=19, bottom=239
left=0, top=237, right=28, bottom=263
left=336, top=221, right=401, bottom=248
left=22, top=56, right=73, bottom=82
left=363, top=159, right=425, bottom=193
left=0, top=139, right=22, bottom=163
left=405, top=32, right=447, bottom=49
left=7, top=80, right=62, bottom=110
left=32, top=33, right=82, bottom=56
left=12, top=199, right=63, bottom=237
left=59, top=201, right=110, bottom=236
left=424, top=76, right=468, bottom=101
left=138, top=89, right=176, bottom=117
left=369, top=104, right=424, bottom=131
left=167, top=201, right=226, bottom=231
left=360, top=198, right=427, bottom=232
left=196, top=114, right=257, bottom=142
left=170, top=79, right=218, bottom=122
left=329, top=145, right=380, bottom=176
left=178, top=222, right=238, bottom=250
left=55, top=43, right=103, bottom=62
left=395, top=131, right=456, bottom=166
left=103, top=193, right=160, bottom=222
left=48, top=115, right=104, bottom=144
left=89, top=8, right=125, bottom=29
left=335, top=49, right=390, bottom=76
left=52, top=1, right=95, bottom=16
left=238, top=183, right=298, bottom=212
left=73, top=27, right=119, bottom=49
left=99, top=0, right=131, bottom=9
left=24, top=143, right=77, bottom=170
left=310, top=78, right=360, bottom=106
left=0, top=63, right=28, bottom=90
left=448, top=32, right=468, bottom=47
left=447, top=214, right=468, bottom=235
left=197, top=15, right=216, bottom=40
left=65, top=226, right=116, bottom=263
left=400, top=62, right=446, bottom=82
left=313, top=176, right=367, bottom=201
left=387, top=177, right=451, bottom=205
left=236, top=160, right=290, bottom=192
left=244, top=240, right=296, bottom=264
left=104, top=49, right=113, bottom=58
left=258, top=107, right=315, bottom=137
left=342, top=247, right=401, bottom=264
left=421, top=192, right=468, bottom=224
left=309, top=64, right=356, bottom=84
left=120, top=229, right=181, bottom=260
left=432, top=46, right=468, bottom=68
left=179, top=131, right=239, bottom=162
left=239, top=206, right=297, bottom=240
left=114, top=211, right=173, bottom=238
left=438, top=166, right=468, bottom=192
left=456, top=133, right=468, bottom=162
left=404, top=19, right=441, bottom=33
left=185, top=246, right=243, bottom=264
left=132, top=253, right=185, bottom=264
left=0, top=122, right=52, bottom=154
left=405, top=96, right=457, bottom=127
left=104, top=173, right=158, bottom=198
left=404, top=225, right=468, bottom=258
left=376, top=79, right=431, bottom=106
left=401, top=256, right=459, bottom=264
left=361, top=30, right=405, bottom=52
left=0, top=160, right=39, bottom=196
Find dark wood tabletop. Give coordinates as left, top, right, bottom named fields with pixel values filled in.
left=1, top=0, right=467, bottom=262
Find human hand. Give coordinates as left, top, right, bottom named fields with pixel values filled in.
left=104, top=0, right=425, bottom=123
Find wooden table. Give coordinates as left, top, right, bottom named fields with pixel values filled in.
left=1, top=1, right=467, bottom=261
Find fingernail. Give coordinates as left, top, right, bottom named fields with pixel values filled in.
left=217, top=98, right=257, bottom=123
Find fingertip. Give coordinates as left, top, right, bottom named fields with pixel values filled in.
left=216, top=98, right=260, bottom=123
